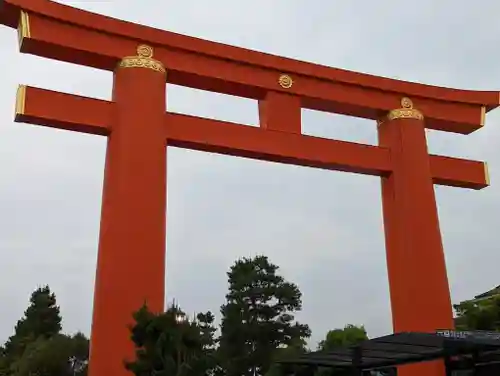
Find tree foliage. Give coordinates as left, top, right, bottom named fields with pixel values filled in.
left=265, top=337, right=309, bottom=376
left=318, top=324, right=368, bottom=351
left=10, top=333, right=89, bottom=376
left=1, top=256, right=387, bottom=376
left=218, top=255, right=311, bottom=376
left=0, top=286, right=89, bottom=376
left=454, top=296, right=500, bottom=331
left=126, top=303, right=218, bottom=376
left=3, top=286, right=62, bottom=359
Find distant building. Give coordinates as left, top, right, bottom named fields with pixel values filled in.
left=470, top=285, right=500, bottom=303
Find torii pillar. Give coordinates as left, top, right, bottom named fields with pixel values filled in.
left=379, top=98, right=453, bottom=376
left=89, top=46, right=168, bottom=375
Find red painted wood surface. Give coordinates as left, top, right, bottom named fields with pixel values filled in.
left=1, top=1, right=497, bottom=375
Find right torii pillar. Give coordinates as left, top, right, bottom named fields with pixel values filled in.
left=379, top=98, right=454, bottom=376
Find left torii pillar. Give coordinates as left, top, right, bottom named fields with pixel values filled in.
left=89, top=45, right=167, bottom=376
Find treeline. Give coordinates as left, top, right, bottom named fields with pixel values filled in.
left=0, top=255, right=366, bottom=375
left=125, top=255, right=370, bottom=376
left=1, top=255, right=497, bottom=376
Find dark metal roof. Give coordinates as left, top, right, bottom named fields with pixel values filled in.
left=476, top=349, right=500, bottom=366
left=474, top=285, right=500, bottom=300
left=279, top=331, right=500, bottom=371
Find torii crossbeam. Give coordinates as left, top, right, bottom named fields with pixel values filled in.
left=0, top=1, right=497, bottom=376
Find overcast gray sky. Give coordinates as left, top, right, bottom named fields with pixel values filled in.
left=1, top=0, right=500, bottom=348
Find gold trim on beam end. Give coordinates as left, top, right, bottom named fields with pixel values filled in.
left=15, top=85, right=27, bottom=118
left=17, top=11, right=31, bottom=49
left=484, top=162, right=490, bottom=186
left=480, top=106, right=486, bottom=127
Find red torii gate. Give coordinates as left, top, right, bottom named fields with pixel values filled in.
left=0, top=1, right=497, bottom=375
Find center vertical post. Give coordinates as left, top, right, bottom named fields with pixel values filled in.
left=88, top=45, right=167, bottom=376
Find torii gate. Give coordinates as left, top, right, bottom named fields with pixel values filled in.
left=0, top=1, right=497, bottom=375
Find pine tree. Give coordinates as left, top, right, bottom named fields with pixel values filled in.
left=218, top=255, right=311, bottom=376
left=3, top=285, right=62, bottom=359
left=0, top=286, right=89, bottom=375
left=9, top=332, right=89, bottom=376
left=0, top=344, right=8, bottom=375
left=126, top=303, right=217, bottom=376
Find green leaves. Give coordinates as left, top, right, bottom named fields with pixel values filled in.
left=317, top=324, right=368, bottom=351
left=4, top=286, right=62, bottom=359
left=0, top=286, right=89, bottom=376
left=10, top=333, right=89, bottom=376
left=1, top=257, right=379, bottom=376
left=218, top=255, right=310, bottom=376
left=126, top=303, right=218, bottom=376
left=454, top=296, right=500, bottom=331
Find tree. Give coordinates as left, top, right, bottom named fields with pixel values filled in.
left=0, top=286, right=89, bottom=375
left=126, top=303, right=217, bottom=376
left=0, top=345, right=8, bottom=375
left=265, top=337, right=309, bottom=376
left=454, top=296, right=500, bottom=331
left=195, top=311, right=219, bottom=374
left=70, top=332, right=90, bottom=374
left=9, top=333, right=89, bottom=376
left=218, top=255, right=311, bottom=376
left=316, top=326, right=397, bottom=376
left=317, top=324, right=368, bottom=351
left=2, top=286, right=63, bottom=370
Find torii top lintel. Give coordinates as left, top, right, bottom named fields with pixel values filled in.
left=1, top=0, right=499, bottom=134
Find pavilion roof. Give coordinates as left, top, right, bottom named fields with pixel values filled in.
left=279, top=331, right=500, bottom=371
left=474, top=285, right=500, bottom=300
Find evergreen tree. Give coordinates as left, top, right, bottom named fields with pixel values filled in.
left=126, top=303, right=217, bottom=376
left=265, top=337, right=309, bottom=376
left=3, top=286, right=62, bottom=361
left=195, top=311, right=219, bottom=374
left=0, top=345, right=7, bottom=375
left=218, top=255, right=310, bottom=376
left=0, top=286, right=89, bottom=375
left=9, top=332, right=89, bottom=376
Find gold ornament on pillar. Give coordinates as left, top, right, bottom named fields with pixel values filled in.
left=118, top=44, right=166, bottom=74
left=378, top=97, right=424, bottom=126
left=390, top=97, right=424, bottom=120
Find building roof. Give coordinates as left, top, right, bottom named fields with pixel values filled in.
left=474, top=285, right=500, bottom=300
left=279, top=331, right=500, bottom=372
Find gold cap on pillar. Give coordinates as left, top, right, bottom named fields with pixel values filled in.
left=378, top=97, right=424, bottom=126
left=118, top=45, right=166, bottom=74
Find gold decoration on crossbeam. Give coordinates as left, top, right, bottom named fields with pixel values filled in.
left=15, top=85, right=27, bottom=118
left=480, top=106, right=486, bottom=127
left=278, top=74, right=293, bottom=89
left=118, top=45, right=166, bottom=74
left=484, top=162, right=490, bottom=186
left=17, top=11, right=31, bottom=49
